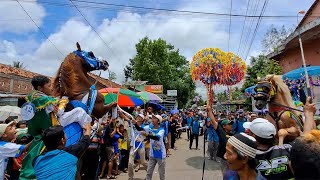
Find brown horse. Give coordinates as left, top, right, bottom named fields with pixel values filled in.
left=52, top=43, right=116, bottom=118
left=254, top=75, right=303, bottom=142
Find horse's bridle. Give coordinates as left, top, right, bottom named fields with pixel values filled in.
left=254, top=80, right=277, bottom=102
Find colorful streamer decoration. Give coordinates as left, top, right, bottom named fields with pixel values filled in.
left=190, top=48, right=246, bottom=105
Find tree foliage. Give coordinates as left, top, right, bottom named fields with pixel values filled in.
left=108, top=71, right=117, bottom=81
left=12, top=61, right=25, bottom=69
left=124, top=37, right=196, bottom=108
left=242, top=55, right=282, bottom=91
left=262, top=25, right=293, bottom=54
left=215, top=87, right=243, bottom=103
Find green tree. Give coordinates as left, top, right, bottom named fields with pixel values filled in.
left=242, top=55, right=282, bottom=91
left=108, top=71, right=117, bottom=81
left=124, top=37, right=196, bottom=108
left=12, top=61, right=25, bottom=69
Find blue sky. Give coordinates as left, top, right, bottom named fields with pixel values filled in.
left=0, top=0, right=316, bottom=96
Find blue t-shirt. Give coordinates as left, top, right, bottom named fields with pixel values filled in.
left=161, top=121, right=169, bottom=137
left=233, top=118, right=247, bottom=134
left=191, top=120, right=200, bottom=135
left=206, top=123, right=219, bottom=142
left=34, top=150, right=78, bottom=180
left=187, top=117, right=193, bottom=127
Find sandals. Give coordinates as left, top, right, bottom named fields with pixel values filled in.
left=107, top=175, right=117, bottom=179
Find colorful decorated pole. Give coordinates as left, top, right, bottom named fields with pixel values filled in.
left=190, top=48, right=246, bottom=106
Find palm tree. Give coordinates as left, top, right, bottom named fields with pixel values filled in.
left=12, top=61, right=25, bottom=69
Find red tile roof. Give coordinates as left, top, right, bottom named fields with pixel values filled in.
left=0, top=63, right=122, bottom=89
left=88, top=73, right=123, bottom=89
left=0, top=63, right=44, bottom=79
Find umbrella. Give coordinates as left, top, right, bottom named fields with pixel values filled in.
left=0, top=105, right=21, bottom=122
left=138, top=91, right=163, bottom=103
left=170, top=109, right=179, bottom=115
left=101, top=93, right=144, bottom=107
left=147, top=102, right=166, bottom=111
left=99, top=88, right=141, bottom=98
left=283, top=66, right=320, bottom=80
left=244, top=85, right=256, bottom=97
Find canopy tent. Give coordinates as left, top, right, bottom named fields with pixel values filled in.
left=0, top=105, right=21, bottom=122
left=283, top=66, right=320, bottom=80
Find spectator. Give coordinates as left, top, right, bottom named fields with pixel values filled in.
left=250, top=113, right=257, bottom=122
left=141, top=115, right=166, bottom=180
left=120, top=113, right=147, bottom=180
left=223, top=133, right=266, bottom=180
left=9, top=133, right=32, bottom=180
left=99, top=116, right=118, bottom=179
left=186, top=112, right=193, bottom=141
left=118, top=127, right=129, bottom=173
left=243, top=118, right=293, bottom=179
left=233, top=113, right=247, bottom=134
left=161, top=114, right=170, bottom=156
left=33, top=123, right=91, bottom=179
left=169, top=115, right=178, bottom=150
left=290, top=130, right=320, bottom=179
left=189, top=115, right=200, bottom=150
left=16, top=121, right=28, bottom=136
left=1, top=121, right=31, bottom=180
left=206, top=118, right=219, bottom=162
left=289, top=96, right=319, bottom=179
left=207, top=106, right=235, bottom=175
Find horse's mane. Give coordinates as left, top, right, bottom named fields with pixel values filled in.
left=265, top=74, right=301, bottom=116
left=52, top=53, right=79, bottom=97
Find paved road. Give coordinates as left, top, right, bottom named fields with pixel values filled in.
left=115, top=132, right=223, bottom=180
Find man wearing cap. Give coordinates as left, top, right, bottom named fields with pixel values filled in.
left=140, top=115, right=166, bottom=180
left=207, top=106, right=235, bottom=175
left=0, top=122, right=31, bottom=180
left=123, top=113, right=148, bottom=180
left=243, top=118, right=294, bottom=180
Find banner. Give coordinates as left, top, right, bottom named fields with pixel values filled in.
left=144, top=85, right=163, bottom=94
left=167, top=90, right=177, bottom=96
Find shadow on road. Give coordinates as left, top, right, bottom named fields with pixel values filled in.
left=185, top=156, right=221, bottom=171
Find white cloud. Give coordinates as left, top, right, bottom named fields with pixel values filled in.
left=2, top=1, right=232, bottom=82
left=0, top=0, right=315, bottom=96
left=0, top=1, right=46, bottom=33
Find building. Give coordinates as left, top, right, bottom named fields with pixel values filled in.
left=0, top=63, right=42, bottom=106
left=268, top=0, right=320, bottom=73
left=0, top=63, right=122, bottom=106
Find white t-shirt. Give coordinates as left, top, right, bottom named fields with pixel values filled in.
left=0, top=141, right=24, bottom=180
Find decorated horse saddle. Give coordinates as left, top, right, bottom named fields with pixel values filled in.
left=62, top=85, right=97, bottom=146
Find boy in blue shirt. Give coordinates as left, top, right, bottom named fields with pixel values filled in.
left=186, top=112, right=193, bottom=141
left=189, top=115, right=200, bottom=150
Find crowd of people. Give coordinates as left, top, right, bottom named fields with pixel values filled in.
left=1, top=75, right=320, bottom=180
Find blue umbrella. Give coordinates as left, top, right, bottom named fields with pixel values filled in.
left=244, top=85, right=256, bottom=97
left=170, top=109, right=179, bottom=115
left=283, top=66, right=320, bottom=80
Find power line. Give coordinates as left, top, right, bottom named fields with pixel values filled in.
left=244, top=0, right=269, bottom=61
left=227, top=0, right=233, bottom=52
left=9, top=0, right=319, bottom=19
left=239, top=0, right=261, bottom=58
left=15, top=0, right=65, bottom=58
left=237, top=0, right=251, bottom=56
left=69, top=0, right=121, bottom=61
